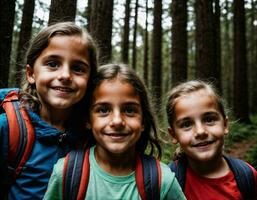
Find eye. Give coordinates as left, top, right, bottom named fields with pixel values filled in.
left=47, top=61, right=58, bottom=68
left=72, top=65, right=89, bottom=74
left=178, top=120, right=192, bottom=130
left=123, top=106, right=137, bottom=116
left=94, top=105, right=111, bottom=116
left=203, top=115, right=218, bottom=125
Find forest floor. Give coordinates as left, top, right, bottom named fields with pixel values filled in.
left=226, top=137, right=257, bottom=161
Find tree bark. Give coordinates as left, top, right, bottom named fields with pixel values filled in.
left=15, top=0, right=35, bottom=86
left=171, top=0, right=187, bottom=86
left=132, top=0, right=139, bottom=70
left=48, top=0, right=77, bottom=25
left=195, top=0, right=216, bottom=82
left=151, top=0, right=162, bottom=113
left=143, top=0, right=149, bottom=86
left=90, top=0, right=113, bottom=64
left=233, top=0, right=250, bottom=123
left=121, top=0, right=131, bottom=64
left=0, top=0, right=16, bottom=88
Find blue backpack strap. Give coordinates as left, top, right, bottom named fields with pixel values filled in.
left=136, top=154, right=161, bottom=200
left=168, top=156, right=187, bottom=191
left=224, top=155, right=255, bottom=199
left=63, top=148, right=90, bottom=200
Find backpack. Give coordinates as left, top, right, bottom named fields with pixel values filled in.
left=62, top=148, right=162, bottom=200
left=169, top=155, right=256, bottom=199
left=0, top=89, right=35, bottom=192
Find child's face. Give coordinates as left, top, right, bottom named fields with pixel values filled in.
left=26, top=35, right=90, bottom=114
left=168, top=89, right=229, bottom=163
left=90, top=78, right=144, bottom=155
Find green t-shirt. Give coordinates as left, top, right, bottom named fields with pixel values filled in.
left=44, top=146, right=186, bottom=200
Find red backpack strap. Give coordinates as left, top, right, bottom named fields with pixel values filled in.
left=63, top=148, right=90, bottom=200
left=135, top=154, right=161, bottom=200
left=1, top=90, right=35, bottom=179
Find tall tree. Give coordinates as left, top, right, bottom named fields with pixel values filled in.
left=15, top=0, right=35, bottom=86
left=151, top=0, right=162, bottom=113
left=249, top=0, right=257, bottom=113
left=90, top=0, right=113, bottom=64
left=222, top=0, right=233, bottom=106
left=121, top=0, right=131, bottom=64
left=0, top=0, right=16, bottom=88
left=213, top=0, right=221, bottom=92
left=195, top=0, right=217, bottom=84
left=171, top=0, right=187, bottom=86
left=143, top=0, right=149, bottom=85
left=48, top=0, right=77, bottom=25
left=132, top=0, right=139, bottom=69
left=233, top=0, right=249, bottom=123
left=86, top=0, right=92, bottom=31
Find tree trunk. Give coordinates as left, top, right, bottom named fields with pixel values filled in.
left=195, top=0, right=216, bottom=82
left=222, top=0, right=233, bottom=107
left=121, top=0, right=131, bottom=64
left=132, top=0, right=138, bottom=70
left=90, top=0, right=113, bottom=64
left=151, top=0, right=162, bottom=113
left=249, top=0, right=257, bottom=113
left=171, top=0, right=187, bottom=86
left=0, top=0, right=16, bottom=88
left=213, top=0, right=221, bottom=92
left=233, top=0, right=250, bottom=123
left=15, top=0, right=35, bottom=86
left=86, top=0, right=92, bottom=31
left=48, top=0, right=77, bottom=25
left=143, top=0, right=149, bottom=86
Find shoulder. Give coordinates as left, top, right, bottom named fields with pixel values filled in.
left=44, top=158, right=65, bottom=200
left=159, top=161, right=186, bottom=199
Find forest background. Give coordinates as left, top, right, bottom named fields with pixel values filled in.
left=1, top=0, right=257, bottom=168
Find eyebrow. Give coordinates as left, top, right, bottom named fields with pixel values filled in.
left=42, top=55, right=90, bottom=67
left=92, top=101, right=141, bottom=107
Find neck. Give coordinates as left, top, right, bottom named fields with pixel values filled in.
left=40, top=106, right=71, bottom=131
left=188, top=155, right=230, bottom=178
left=94, top=146, right=136, bottom=176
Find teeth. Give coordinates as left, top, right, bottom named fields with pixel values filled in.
left=54, top=87, right=72, bottom=92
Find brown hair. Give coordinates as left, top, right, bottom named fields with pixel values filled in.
left=20, top=22, right=98, bottom=114
left=166, top=80, right=227, bottom=127
left=88, top=63, right=162, bottom=158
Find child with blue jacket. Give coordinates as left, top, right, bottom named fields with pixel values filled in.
left=0, top=22, right=98, bottom=199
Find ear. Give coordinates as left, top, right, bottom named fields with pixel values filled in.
left=224, top=117, right=229, bottom=135
left=168, top=127, right=178, bottom=144
left=26, top=64, right=35, bottom=84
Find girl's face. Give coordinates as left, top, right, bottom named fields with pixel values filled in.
left=168, top=89, right=229, bottom=164
left=90, top=78, right=144, bottom=156
left=26, top=35, right=90, bottom=115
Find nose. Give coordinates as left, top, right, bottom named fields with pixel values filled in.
left=58, top=65, right=72, bottom=82
left=110, top=110, right=125, bottom=127
left=195, top=121, right=207, bottom=137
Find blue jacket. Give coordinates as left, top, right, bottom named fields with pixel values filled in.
left=0, top=89, right=85, bottom=200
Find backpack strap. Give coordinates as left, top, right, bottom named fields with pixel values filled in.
left=224, top=155, right=255, bottom=199
left=168, top=156, right=187, bottom=191
left=135, top=154, right=161, bottom=200
left=63, top=149, right=161, bottom=200
left=63, top=148, right=90, bottom=200
left=1, top=90, right=35, bottom=181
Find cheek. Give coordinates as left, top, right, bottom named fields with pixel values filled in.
left=176, top=133, right=192, bottom=146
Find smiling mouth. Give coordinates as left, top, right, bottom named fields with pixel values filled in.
left=192, top=141, right=214, bottom=147
left=52, top=86, right=74, bottom=93
left=105, top=132, right=130, bottom=137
